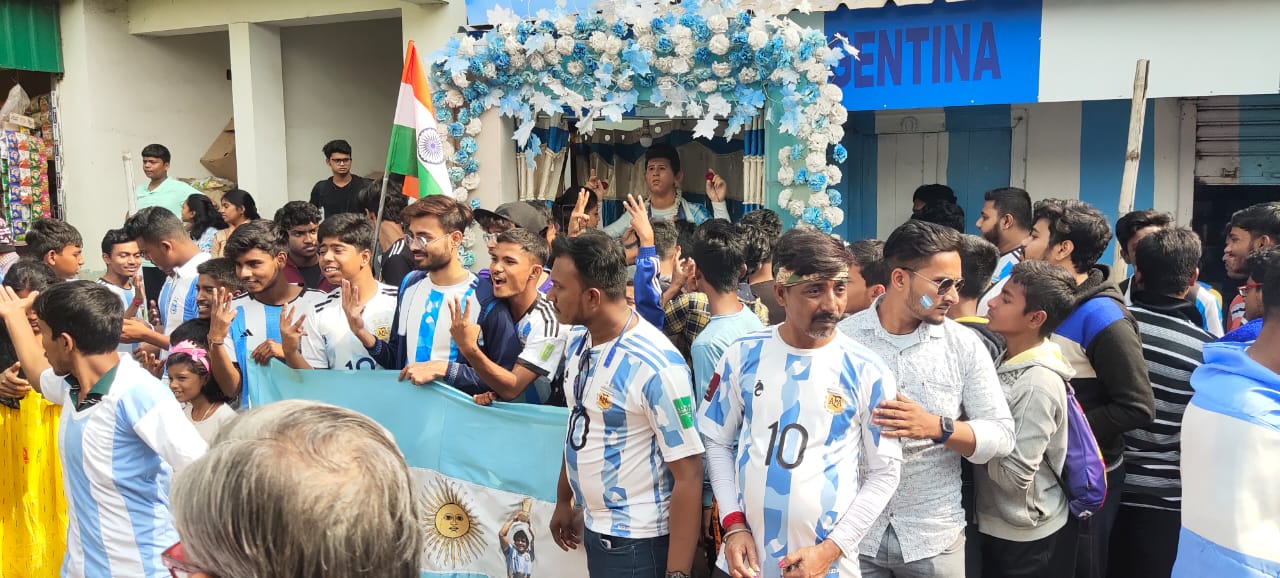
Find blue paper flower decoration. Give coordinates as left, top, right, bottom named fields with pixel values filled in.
left=447, top=122, right=465, bottom=138
left=832, top=143, right=848, bottom=163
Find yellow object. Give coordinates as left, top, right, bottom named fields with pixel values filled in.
left=0, top=392, right=68, bottom=578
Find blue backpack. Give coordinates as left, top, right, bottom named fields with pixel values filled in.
left=1054, top=379, right=1108, bottom=519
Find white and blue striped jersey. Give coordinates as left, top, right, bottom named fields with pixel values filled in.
left=221, top=288, right=328, bottom=406
left=990, top=248, right=1022, bottom=286
left=40, top=357, right=207, bottom=578
left=397, top=273, right=481, bottom=363
left=562, top=319, right=705, bottom=539
left=301, top=283, right=398, bottom=370
left=158, top=252, right=211, bottom=336
left=512, top=296, right=567, bottom=404
left=698, top=327, right=902, bottom=577
left=98, top=278, right=144, bottom=355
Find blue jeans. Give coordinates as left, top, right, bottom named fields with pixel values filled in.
left=584, top=528, right=670, bottom=578
left=1075, top=463, right=1125, bottom=578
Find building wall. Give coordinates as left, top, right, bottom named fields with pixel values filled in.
left=280, top=18, right=402, bottom=202
left=832, top=98, right=1188, bottom=241
left=1039, top=0, right=1280, bottom=103
left=58, top=0, right=232, bottom=276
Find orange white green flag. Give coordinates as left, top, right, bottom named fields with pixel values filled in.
left=387, top=40, right=452, bottom=199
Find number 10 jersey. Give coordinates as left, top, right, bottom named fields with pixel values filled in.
left=302, top=283, right=399, bottom=370
left=698, top=326, right=902, bottom=577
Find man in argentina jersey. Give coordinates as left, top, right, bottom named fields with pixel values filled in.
left=208, top=220, right=327, bottom=407
left=0, top=281, right=206, bottom=577
left=356, top=196, right=485, bottom=386
left=279, top=214, right=399, bottom=371
left=974, top=188, right=1032, bottom=318
left=455, top=228, right=567, bottom=405
left=123, top=207, right=212, bottom=342
left=699, top=229, right=902, bottom=578
left=547, top=232, right=705, bottom=578
left=97, top=228, right=146, bottom=355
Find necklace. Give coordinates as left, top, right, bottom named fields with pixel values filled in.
left=196, top=401, right=221, bottom=422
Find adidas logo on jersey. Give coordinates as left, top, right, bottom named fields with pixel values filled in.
left=240, top=328, right=254, bottom=338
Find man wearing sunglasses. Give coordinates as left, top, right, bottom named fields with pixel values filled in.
left=1220, top=247, right=1275, bottom=343
left=546, top=231, right=704, bottom=578
left=1021, top=199, right=1154, bottom=578
left=839, top=220, right=1015, bottom=577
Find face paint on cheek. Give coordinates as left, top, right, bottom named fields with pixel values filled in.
left=919, top=294, right=935, bottom=309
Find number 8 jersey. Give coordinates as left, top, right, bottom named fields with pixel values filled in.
left=698, top=326, right=903, bottom=577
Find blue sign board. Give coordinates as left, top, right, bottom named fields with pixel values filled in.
left=826, top=0, right=1042, bottom=111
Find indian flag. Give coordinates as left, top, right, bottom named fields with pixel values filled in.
left=388, top=40, right=452, bottom=199
left=246, top=363, right=591, bottom=578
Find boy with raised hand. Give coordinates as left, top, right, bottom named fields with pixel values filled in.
left=208, top=220, right=326, bottom=406
left=97, top=228, right=146, bottom=355
left=0, top=280, right=205, bottom=577
left=451, top=227, right=566, bottom=405
left=279, top=213, right=398, bottom=371
left=26, top=218, right=85, bottom=280
left=980, top=261, right=1081, bottom=577
left=193, top=258, right=242, bottom=321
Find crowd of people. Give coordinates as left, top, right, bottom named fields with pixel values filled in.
left=0, top=138, right=1277, bottom=578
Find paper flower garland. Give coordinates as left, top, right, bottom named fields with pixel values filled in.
left=427, top=0, right=853, bottom=231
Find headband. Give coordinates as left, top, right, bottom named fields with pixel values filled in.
left=776, top=266, right=851, bottom=287
left=169, top=340, right=211, bottom=372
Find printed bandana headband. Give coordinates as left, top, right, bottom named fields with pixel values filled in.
left=776, top=266, right=851, bottom=287
left=170, top=340, right=211, bottom=372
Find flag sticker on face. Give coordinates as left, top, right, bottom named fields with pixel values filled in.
left=674, top=396, right=695, bottom=429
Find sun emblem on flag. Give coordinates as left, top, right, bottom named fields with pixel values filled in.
left=417, top=127, right=446, bottom=166
left=422, top=477, right=486, bottom=568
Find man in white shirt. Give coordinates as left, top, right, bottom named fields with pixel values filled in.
left=352, top=195, right=484, bottom=389
left=208, top=220, right=326, bottom=407
left=123, top=207, right=212, bottom=347
left=839, top=220, right=1015, bottom=577
left=0, top=281, right=205, bottom=577
left=280, top=213, right=398, bottom=371
left=700, top=228, right=902, bottom=578
left=546, top=231, right=704, bottom=578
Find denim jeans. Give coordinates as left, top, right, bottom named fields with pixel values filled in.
left=584, top=528, right=671, bottom=578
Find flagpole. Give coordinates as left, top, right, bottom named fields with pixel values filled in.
left=372, top=171, right=391, bottom=280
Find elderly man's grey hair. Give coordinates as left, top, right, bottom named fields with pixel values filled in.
left=171, top=400, right=424, bottom=577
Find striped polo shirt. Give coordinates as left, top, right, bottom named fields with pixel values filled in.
left=1122, top=296, right=1215, bottom=511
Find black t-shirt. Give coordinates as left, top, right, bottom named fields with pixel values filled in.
left=310, top=175, right=370, bottom=218
left=299, top=263, right=325, bottom=290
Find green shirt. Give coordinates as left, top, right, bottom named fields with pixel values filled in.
left=135, top=177, right=199, bottom=219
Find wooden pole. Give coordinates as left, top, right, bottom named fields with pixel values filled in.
left=1112, top=59, right=1150, bottom=279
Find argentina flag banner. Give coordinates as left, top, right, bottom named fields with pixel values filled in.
left=247, top=362, right=590, bottom=578
left=1172, top=342, right=1280, bottom=577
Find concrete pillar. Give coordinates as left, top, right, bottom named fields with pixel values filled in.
left=229, top=22, right=289, bottom=213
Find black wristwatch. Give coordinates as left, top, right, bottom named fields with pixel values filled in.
left=933, top=417, right=954, bottom=444
left=666, top=572, right=691, bottom=578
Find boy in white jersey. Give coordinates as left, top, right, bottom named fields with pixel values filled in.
left=699, top=229, right=902, bottom=578
left=97, top=228, right=146, bottom=354
left=123, top=206, right=212, bottom=345
left=208, top=220, right=326, bottom=406
left=454, top=227, right=567, bottom=405
left=350, top=195, right=483, bottom=388
left=279, top=213, right=397, bottom=370
left=546, top=231, right=704, bottom=578
left=0, top=280, right=206, bottom=577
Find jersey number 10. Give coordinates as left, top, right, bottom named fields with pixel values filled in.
left=765, top=421, right=809, bottom=470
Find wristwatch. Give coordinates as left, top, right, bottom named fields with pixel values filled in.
left=666, top=572, right=691, bottom=578
left=933, top=417, right=954, bottom=444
